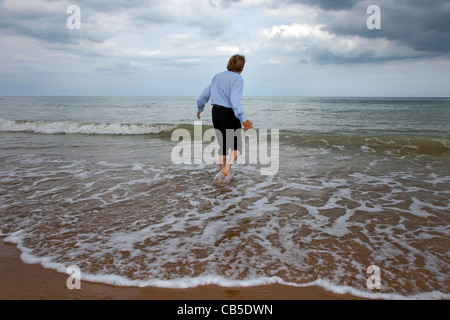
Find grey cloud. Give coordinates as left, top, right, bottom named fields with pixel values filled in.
left=2, top=0, right=449, bottom=69
left=0, top=0, right=229, bottom=44
left=283, top=0, right=450, bottom=64
left=71, top=0, right=157, bottom=13
left=380, top=1, right=450, bottom=54
left=0, top=1, right=112, bottom=45
left=208, top=0, right=241, bottom=8
left=287, top=0, right=361, bottom=11
left=338, top=1, right=448, bottom=51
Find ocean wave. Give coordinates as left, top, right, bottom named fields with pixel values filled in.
left=0, top=118, right=178, bottom=136
left=282, top=132, right=450, bottom=156
left=1, top=118, right=448, bottom=155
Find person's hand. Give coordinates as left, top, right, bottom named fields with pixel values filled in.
left=243, top=120, right=254, bottom=132
left=197, top=112, right=201, bottom=120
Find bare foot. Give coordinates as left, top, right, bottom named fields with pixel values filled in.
left=222, top=165, right=231, bottom=176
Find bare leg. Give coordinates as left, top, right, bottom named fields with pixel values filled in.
left=221, top=150, right=241, bottom=176
left=219, top=155, right=227, bottom=172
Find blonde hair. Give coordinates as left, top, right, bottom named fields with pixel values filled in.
left=227, top=54, right=246, bottom=73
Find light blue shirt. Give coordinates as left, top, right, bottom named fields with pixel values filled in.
left=197, top=71, right=248, bottom=123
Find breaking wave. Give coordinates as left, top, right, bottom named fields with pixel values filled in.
left=1, top=118, right=448, bottom=156
left=0, top=118, right=178, bottom=136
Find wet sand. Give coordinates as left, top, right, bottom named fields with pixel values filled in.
left=0, top=239, right=363, bottom=300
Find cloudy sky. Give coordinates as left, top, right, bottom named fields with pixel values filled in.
left=1, top=0, right=449, bottom=96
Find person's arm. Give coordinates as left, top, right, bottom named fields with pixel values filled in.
left=197, top=85, right=211, bottom=119
left=230, top=77, right=254, bottom=131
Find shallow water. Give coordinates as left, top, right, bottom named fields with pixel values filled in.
left=0, top=96, right=449, bottom=299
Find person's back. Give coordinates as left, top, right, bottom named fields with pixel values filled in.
left=197, top=55, right=254, bottom=181
left=209, top=70, right=245, bottom=123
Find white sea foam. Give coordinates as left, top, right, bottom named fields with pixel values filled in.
left=3, top=231, right=449, bottom=300
left=0, top=118, right=176, bottom=135
left=1, top=143, right=449, bottom=300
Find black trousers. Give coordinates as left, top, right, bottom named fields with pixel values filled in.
left=211, top=105, right=242, bottom=156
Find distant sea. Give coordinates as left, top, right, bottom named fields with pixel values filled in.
left=0, top=96, right=449, bottom=299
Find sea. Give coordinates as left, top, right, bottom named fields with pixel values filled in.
left=0, top=96, right=449, bottom=299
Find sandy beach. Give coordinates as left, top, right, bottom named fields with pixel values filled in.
left=0, top=239, right=361, bottom=300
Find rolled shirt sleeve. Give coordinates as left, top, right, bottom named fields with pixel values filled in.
left=197, top=85, right=211, bottom=113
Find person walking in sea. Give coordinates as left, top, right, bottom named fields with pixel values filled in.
left=197, top=54, right=254, bottom=183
